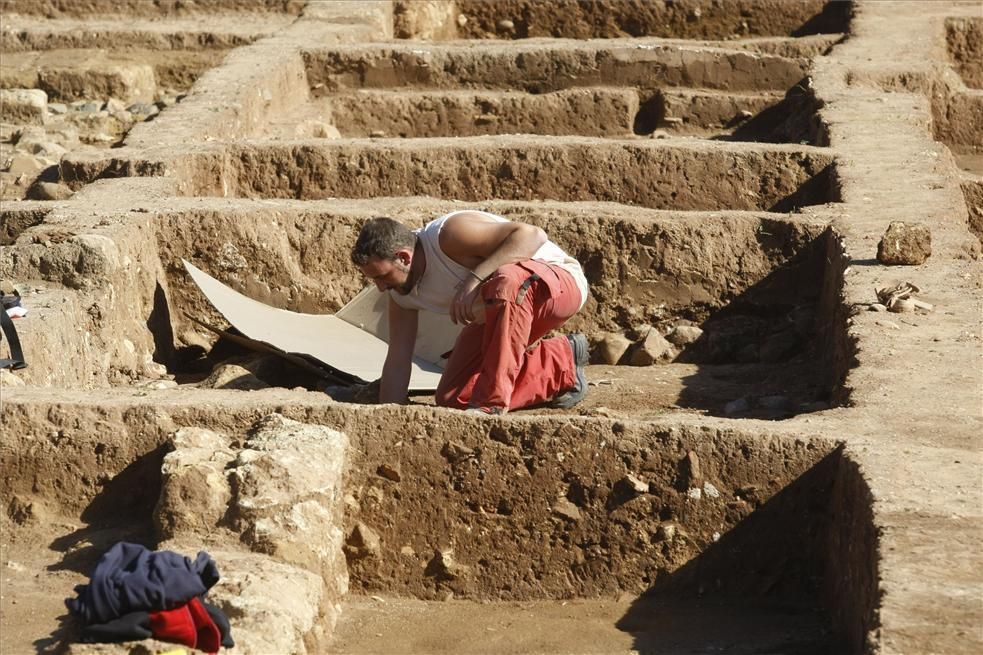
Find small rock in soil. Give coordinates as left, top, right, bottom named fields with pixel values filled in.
left=888, top=298, right=916, bottom=313
left=345, top=522, right=381, bottom=560
left=441, top=440, right=475, bottom=464
left=377, top=463, right=401, bottom=482
left=877, top=221, right=931, bottom=265
left=666, top=325, right=703, bottom=346
left=702, top=482, right=720, bottom=498
left=868, top=303, right=887, bottom=312
left=27, top=181, right=73, bottom=201
left=758, top=395, right=789, bottom=410
left=592, top=331, right=632, bottom=364
left=759, top=330, right=799, bottom=363
left=497, top=19, right=515, bottom=31
left=655, top=523, right=677, bottom=542
left=629, top=328, right=676, bottom=366
left=724, top=397, right=750, bottom=415
left=623, top=474, right=649, bottom=495
left=552, top=496, right=582, bottom=522
left=425, top=549, right=470, bottom=580
left=681, top=450, right=703, bottom=489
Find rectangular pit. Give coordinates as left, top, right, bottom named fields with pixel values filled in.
left=0, top=398, right=875, bottom=653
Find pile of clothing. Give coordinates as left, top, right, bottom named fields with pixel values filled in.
left=66, top=542, right=234, bottom=654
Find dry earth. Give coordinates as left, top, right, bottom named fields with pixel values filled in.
left=0, top=1, right=981, bottom=655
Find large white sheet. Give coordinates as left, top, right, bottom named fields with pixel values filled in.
left=183, top=260, right=460, bottom=391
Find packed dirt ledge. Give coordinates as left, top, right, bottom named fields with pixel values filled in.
left=0, top=1, right=980, bottom=654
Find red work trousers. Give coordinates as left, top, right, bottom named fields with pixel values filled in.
left=435, top=260, right=582, bottom=413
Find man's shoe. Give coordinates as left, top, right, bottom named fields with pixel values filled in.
left=551, top=333, right=588, bottom=409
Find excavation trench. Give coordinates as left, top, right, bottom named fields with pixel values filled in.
left=439, top=0, right=850, bottom=41
left=198, top=139, right=836, bottom=211
left=0, top=398, right=874, bottom=653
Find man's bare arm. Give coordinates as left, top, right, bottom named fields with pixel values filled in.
left=439, top=211, right=547, bottom=277
left=379, top=297, right=418, bottom=403
left=439, top=212, right=548, bottom=324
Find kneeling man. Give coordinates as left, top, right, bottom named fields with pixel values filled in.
left=351, top=210, right=589, bottom=414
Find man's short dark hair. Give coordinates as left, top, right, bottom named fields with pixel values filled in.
left=351, top=217, right=417, bottom=266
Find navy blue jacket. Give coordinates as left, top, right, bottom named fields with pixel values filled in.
left=66, top=542, right=220, bottom=625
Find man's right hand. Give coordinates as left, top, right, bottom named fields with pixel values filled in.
left=450, top=277, right=482, bottom=325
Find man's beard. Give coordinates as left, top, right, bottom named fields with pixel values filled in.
left=393, top=260, right=415, bottom=295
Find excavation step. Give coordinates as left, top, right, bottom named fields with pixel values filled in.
left=0, top=13, right=292, bottom=52
left=287, top=88, right=641, bottom=138
left=214, top=137, right=835, bottom=212
left=451, top=0, right=846, bottom=40
left=0, top=49, right=213, bottom=102
left=331, top=596, right=830, bottom=654
left=281, top=87, right=806, bottom=141
left=304, top=40, right=809, bottom=94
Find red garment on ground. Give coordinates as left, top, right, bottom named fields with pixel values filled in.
left=148, top=597, right=221, bottom=654
left=436, top=260, right=581, bottom=412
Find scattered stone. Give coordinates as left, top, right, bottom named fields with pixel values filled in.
left=48, top=102, right=68, bottom=115
left=681, top=450, right=703, bottom=489
left=314, top=122, right=341, bottom=138
left=5, top=153, right=46, bottom=176
left=474, top=113, right=498, bottom=125
left=758, top=395, right=789, bottom=410
left=758, top=330, right=799, bottom=363
left=103, top=97, right=127, bottom=114
left=875, top=319, right=901, bottom=330
left=650, top=129, right=670, bottom=139
left=629, top=329, right=676, bottom=366
left=686, top=487, right=703, bottom=500
left=0, top=89, right=48, bottom=124
left=73, top=101, right=102, bottom=113
left=666, top=325, right=703, bottom=347
left=200, top=363, right=268, bottom=390
left=497, top=19, right=515, bottom=31
left=888, top=298, right=916, bottom=313
left=724, top=397, right=750, bottom=415
left=552, top=496, right=582, bottom=522
left=132, top=379, right=177, bottom=390
left=654, top=523, right=677, bottom=542
left=206, top=550, right=326, bottom=655
left=400, top=545, right=415, bottom=557
left=0, top=369, right=26, bottom=387
left=127, top=102, right=159, bottom=118
left=662, top=116, right=684, bottom=125
left=702, top=482, right=720, bottom=499
left=593, top=331, right=632, bottom=364
left=457, top=13, right=468, bottom=27
left=620, top=474, right=649, bottom=495
left=441, top=441, right=475, bottom=464
left=345, top=522, right=381, bottom=560
left=736, top=109, right=754, bottom=120
left=27, top=181, right=73, bottom=201
left=425, top=549, right=471, bottom=581
left=877, top=221, right=931, bottom=265
left=377, top=463, right=401, bottom=482
left=154, top=427, right=235, bottom=539
left=876, top=281, right=932, bottom=312
left=369, top=130, right=386, bottom=138
left=868, top=303, right=887, bottom=312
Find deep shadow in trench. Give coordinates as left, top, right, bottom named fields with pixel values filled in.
left=673, top=227, right=850, bottom=419
left=616, top=446, right=872, bottom=655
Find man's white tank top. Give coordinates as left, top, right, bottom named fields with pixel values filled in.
left=391, top=210, right=589, bottom=315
